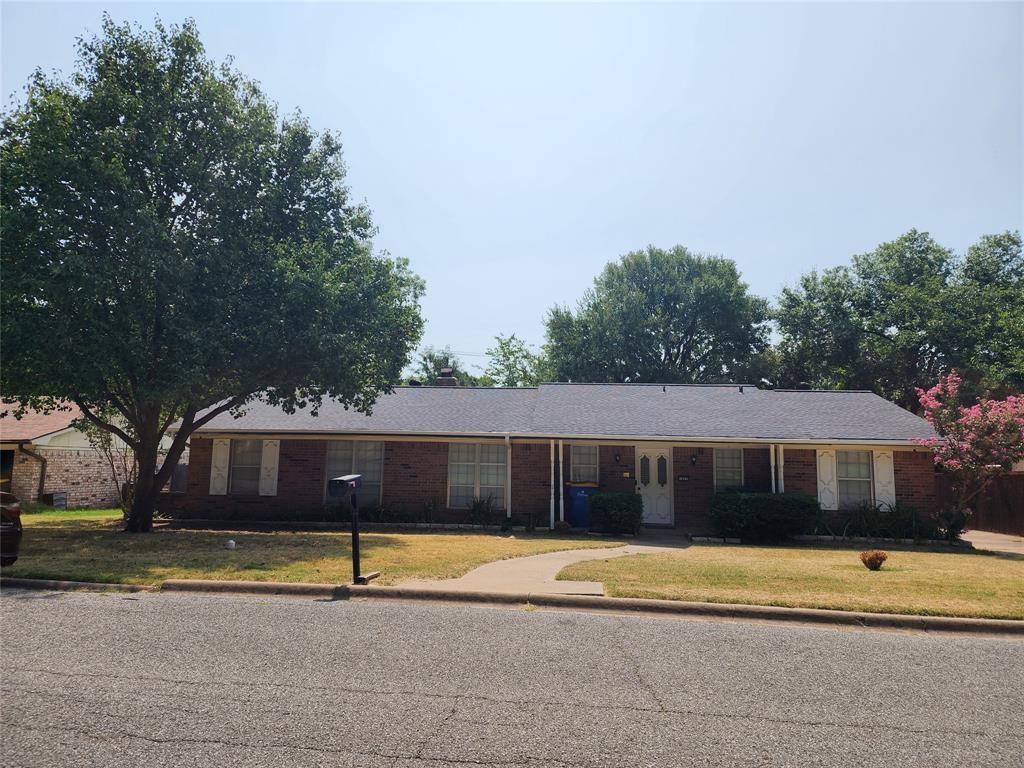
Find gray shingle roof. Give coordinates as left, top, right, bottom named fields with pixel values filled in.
left=190, top=384, right=934, bottom=444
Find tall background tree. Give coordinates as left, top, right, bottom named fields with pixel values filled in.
left=484, top=334, right=546, bottom=387
left=774, top=229, right=1023, bottom=409
left=408, top=346, right=487, bottom=386
left=0, top=17, right=424, bottom=531
left=544, top=245, right=770, bottom=383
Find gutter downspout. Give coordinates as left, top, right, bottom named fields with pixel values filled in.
left=504, top=433, right=512, bottom=520
left=558, top=439, right=565, bottom=522
left=770, top=444, right=777, bottom=494
left=778, top=445, right=785, bottom=493
left=19, top=445, right=47, bottom=501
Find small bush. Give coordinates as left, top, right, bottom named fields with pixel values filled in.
left=839, top=501, right=937, bottom=540
left=553, top=520, right=572, bottom=533
left=860, top=550, right=888, bottom=571
left=468, top=496, right=499, bottom=526
left=709, top=491, right=819, bottom=543
left=589, top=492, right=644, bottom=535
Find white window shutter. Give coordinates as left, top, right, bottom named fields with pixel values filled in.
left=873, top=450, right=896, bottom=508
left=209, top=439, right=231, bottom=495
left=816, top=449, right=838, bottom=510
left=259, top=440, right=280, bottom=497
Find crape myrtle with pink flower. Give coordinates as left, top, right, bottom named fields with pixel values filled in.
left=915, top=371, right=1024, bottom=539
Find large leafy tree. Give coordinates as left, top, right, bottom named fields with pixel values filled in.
left=774, top=230, right=1023, bottom=409
left=484, top=334, right=546, bottom=387
left=544, top=246, right=770, bottom=383
left=409, top=346, right=486, bottom=386
left=1, top=18, right=424, bottom=531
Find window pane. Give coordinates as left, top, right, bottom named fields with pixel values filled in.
left=450, top=444, right=476, bottom=464
left=353, top=441, right=383, bottom=484
left=480, top=486, right=505, bottom=509
left=838, top=451, right=872, bottom=480
left=479, top=444, right=506, bottom=465
left=715, top=448, right=743, bottom=488
left=839, top=479, right=872, bottom=508
left=232, top=439, right=263, bottom=467
left=325, top=441, right=353, bottom=480
left=230, top=466, right=259, bottom=495
left=450, top=485, right=474, bottom=509
left=571, top=445, right=599, bottom=483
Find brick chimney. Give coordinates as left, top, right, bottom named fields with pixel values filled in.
left=435, top=367, right=459, bottom=387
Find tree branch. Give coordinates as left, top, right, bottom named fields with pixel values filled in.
left=72, top=397, right=139, bottom=449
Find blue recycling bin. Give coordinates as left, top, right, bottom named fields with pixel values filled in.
left=567, top=484, right=600, bottom=529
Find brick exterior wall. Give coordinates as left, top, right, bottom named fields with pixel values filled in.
left=10, top=447, right=124, bottom=507
left=743, top=447, right=772, bottom=492
left=894, top=450, right=938, bottom=513
left=782, top=449, right=818, bottom=497
left=511, top=443, right=552, bottom=523
left=381, top=441, right=449, bottom=516
left=673, top=447, right=715, bottom=534
left=598, top=445, right=635, bottom=494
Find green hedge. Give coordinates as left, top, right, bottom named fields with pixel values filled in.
left=709, top=491, right=819, bottom=543
left=589, top=492, right=644, bottom=535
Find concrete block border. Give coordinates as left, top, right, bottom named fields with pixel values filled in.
left=4, top=576, right=1022, bottom=636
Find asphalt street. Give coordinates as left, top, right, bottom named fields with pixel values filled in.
left=2, top=590, right=1022, bottom=767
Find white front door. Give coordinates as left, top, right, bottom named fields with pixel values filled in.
left=635, top=444, right=673, bottom=526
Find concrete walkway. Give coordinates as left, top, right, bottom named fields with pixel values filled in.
left=401, top=539, right=687, bottom=595
left=963, top=529, right=1024, bottom=556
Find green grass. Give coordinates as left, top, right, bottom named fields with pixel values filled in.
left=21, top=508, right=123, bottom=522
left=558, top=543, right=1024, bottom=620
left=4, top=514, right=622, bottom=586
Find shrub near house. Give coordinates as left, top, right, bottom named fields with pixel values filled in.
left=710, top=491, right=819, bottom=543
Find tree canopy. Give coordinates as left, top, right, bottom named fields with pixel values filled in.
left=484, top=334, right=546, bottom=387
left=544, top=246, right=770, bottom=383
left=774, top=230, right=1023, bottom=409
left=0, top=17, right=424, bottom=529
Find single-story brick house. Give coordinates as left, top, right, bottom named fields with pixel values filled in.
left=165, top=382, right=938, bottom=533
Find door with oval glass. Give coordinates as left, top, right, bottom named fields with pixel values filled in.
left=635, top=444, right=673, bottom=526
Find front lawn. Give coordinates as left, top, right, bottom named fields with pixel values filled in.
left=558, top=544, right=1024, bottom=620
left=4, top=514, right=622, bottom=586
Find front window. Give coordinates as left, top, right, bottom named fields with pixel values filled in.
left=448, top=443, right=506, bottom=509
left=570, top=445, right=599, bottom=483
left=714, top=448, right=744, bottom=489
left=837, top=450, right=873, bottom=508
left=229, top=439, right=262, bottom=495
left=325, top=440, right=384, bottom=509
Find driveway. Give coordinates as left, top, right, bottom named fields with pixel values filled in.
left=2, top=590, right=1022, bottom=767
left=964, top=529, right=1024, bottom=557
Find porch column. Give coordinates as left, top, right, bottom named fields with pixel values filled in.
left=770, top=443, right=777, bottom=493
left=505, top=434, right=512, bottom=519
left=549, top=439, right=555, bottom=529
left=558, top=439, right=565, bottom=522
left=778, top=445, right=785, bottom=493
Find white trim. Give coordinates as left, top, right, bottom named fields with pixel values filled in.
left=872, top=449, right=896, bottom=507
left=778, top=445, right=785, bottom=493
left=769, top=444, right=776, bottom=493
left=816, top=449, right=838, bottom=511
left=258, top=439, right=280, bottom=496
left=185, top=428, right=928, bottom=448
left=504, top=434, right=512, bottom=519
left=558, top=439, right=565, bottom=522
left=712, top=447, right=744, bottom=490
left=209, top=439, right=230, bottom=495
left=549, top=439, right=555, bottom=529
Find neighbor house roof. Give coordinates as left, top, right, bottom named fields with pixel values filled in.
left=186, top=384, right=935, bottom=445
left=0, top=402, right=81, bottom=443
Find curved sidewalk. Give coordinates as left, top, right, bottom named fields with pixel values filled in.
left=400, top=539, right=686, bottom=596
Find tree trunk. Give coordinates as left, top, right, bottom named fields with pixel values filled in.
left=125, top=444, right=158, bottom=533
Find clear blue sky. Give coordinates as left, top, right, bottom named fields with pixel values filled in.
left=3, top=2, right=1021, bottom=376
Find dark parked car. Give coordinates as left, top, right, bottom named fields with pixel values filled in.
left=1, top=491, right=23, bottom=566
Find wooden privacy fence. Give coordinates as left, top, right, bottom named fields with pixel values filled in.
left=938, top=473, right=1024, bottom=536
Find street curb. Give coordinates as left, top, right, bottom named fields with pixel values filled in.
left=4, top=576, right=1022, bottom=636
left=1, top=577, right=156, bottom=593
left=345, top=585, right=1024, bottom=636
left=161, top=579, right=348, bottom=599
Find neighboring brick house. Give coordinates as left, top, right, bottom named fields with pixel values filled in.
left=0, top=403, right=124, bottom=507
left=165, top=382, right=939, bottom=533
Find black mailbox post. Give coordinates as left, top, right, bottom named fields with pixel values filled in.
left=328, top=474, right=380, bottom=585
